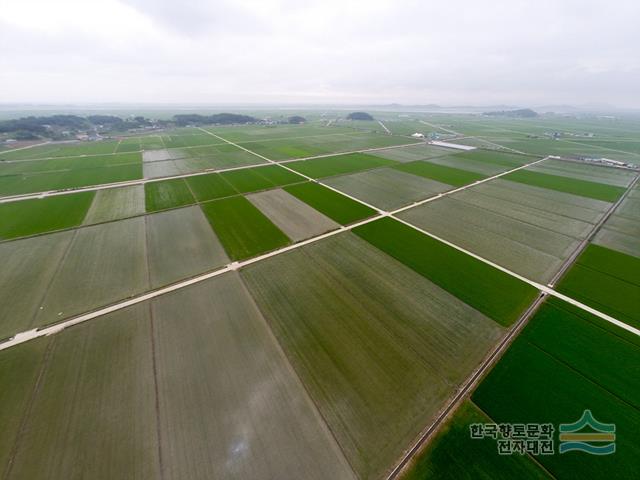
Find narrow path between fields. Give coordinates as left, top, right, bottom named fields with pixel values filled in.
left=378, top=120, right=391, bottom=134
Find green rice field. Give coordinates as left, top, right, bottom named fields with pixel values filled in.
left=284, top=181, right=376, bottom=224
left=0, top=192, right=94, bottom=239
left=200, top=195, right=290, bottom=260
left=287, top=152, right=397, bottom=178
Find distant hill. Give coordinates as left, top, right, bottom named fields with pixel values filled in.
left=173, top=113, right=258, bottom=126
left=288, top=115, right=306, bottom=124
left=483, top=108, right=538, bottom=118
left=347, top=112, right=374, bottom=121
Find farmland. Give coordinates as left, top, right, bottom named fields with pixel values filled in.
left=398, top=176, right=614, bottom=283
left=284, top=181, right=376, bottom=224
left=393, top=160, right=487, bottom=186
left=0, top=114, right=639, bottom=480
left=200, top=195, right=290, bottom=260
left=0, top=191, right=94, bottom=239
left=408, top=297, right=640, bottom=480
left=325, top=168, right=451, bottom=210
left=556, top=244, right=640, bottom=328
left=287, top=152, right=397, bottom=178
left=593, top=181, right=640, bottom=257
left=242, top=233, right=504, bottom=479
left=247, top=189, right=339, bottom=241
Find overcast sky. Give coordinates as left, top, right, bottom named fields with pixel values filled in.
left=1, top=0, right=638, bottom=107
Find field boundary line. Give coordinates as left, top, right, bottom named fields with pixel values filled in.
left=378, top=120, right=392, bottom=134
left=147, top=303, right=165, bottom=480
left=383, top=290, right=549, bottom=480
left=2, top=337, right=57, bottom=480
left=237, top=277, right=360, bottom=480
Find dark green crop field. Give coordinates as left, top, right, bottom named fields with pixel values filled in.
left=354, top=217, right=538, bottom=326
left=219, top=168, right=277, bottom=193
left=393, top=160, right=485, bottom=187
left=0, top=192, right=95, bottom=240
left=284, top=182, right=376, bottom=225
left=402, top=401, right=550, bottom=480
left=505, top=170, right=626, bottom=202
left=144, top=179, right=196, bottom=212
left=287, top=153, right=396, bottom=179
left=557, top=245, right=640, bottom=328
left=522, top=299, right=640, bottom=408
left=252, top=165, right=305, bottom=186
left=185, top=173, right=237, bottom=202
left=473, top=336, right=640, bottom=479
left=200, top=196, right=290, bottom=260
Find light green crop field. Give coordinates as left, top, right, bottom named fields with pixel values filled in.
left=0, top=337, right=51, bottom=471
left=0, top=152, right=141, bottom=176
left=151, top=273, right=356, bottom=480
left=0, top=191, right=94, bottom=239
left=82, top=185, right=145, bottom=224
left=0, top=163, right=142, bottom=197
left=247, top=188, right=339, bottom=242
left=200, top=195, right=290, bottom=260
left=250, top=164, right=306, bottom=185
left=556, top=244, right=640, bottom=329
left=529, top=159, right=637, bottom=187
left=454, top=149, right=537, bottom=169
left=370, top=144, right=453, bottom=163
left=185, top=172, right=238, bottom=201
left=4, top=305, right=160, bottom=480
left=398, top=175, right=614, bottom=282
left=146, top=206, right=229, bottom=288
left=33, top=217, right=149, bottom=327
left=287, top=152, right=397, bottom=178
left=594, top=187, right=640, bottom=257
left=354, top=217, right=537, bottom=326
left=239, top=132, right=411, bottom=161
left=284, top=181, right=376, bottom=224
left=218, top=168, right=275, bottom=193
left=144, top=178, right=196, bottom=212
left=0, top=231, right=74, bottom=339
left=393, top=160, right=486, bottom=186
left=0, top=140, right=120, bottom=160
left=325, top=167, right=451, bottom=210
left=399, top=196, right=576, bottom=283
left=505, top=169, right=626, bottom=202
left=242, top=233, right=503, bottom=480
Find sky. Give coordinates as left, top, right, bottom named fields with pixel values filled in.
left=0, top=0, right=639, bottom=107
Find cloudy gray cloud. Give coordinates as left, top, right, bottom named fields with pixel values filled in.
left=0, top=0, right=638, bottom=107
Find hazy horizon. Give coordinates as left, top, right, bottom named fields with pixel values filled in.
left=1, top=0, right=639, bottom=108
